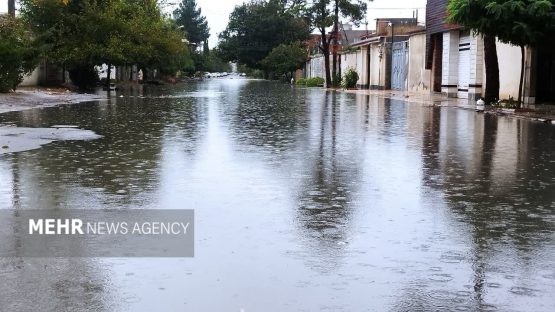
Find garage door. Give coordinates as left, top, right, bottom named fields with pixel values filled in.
left=458, top=34, right=470, bottom=99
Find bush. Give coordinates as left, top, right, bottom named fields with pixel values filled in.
left=341, top=68, right=359, bottom=89
left=0, top=17, right=39, bottom=93
left=69, top=65, right=99, bottom=91
left=295, top=77, right=324, bottom=87
left=306, top=77, right=325, bottom=87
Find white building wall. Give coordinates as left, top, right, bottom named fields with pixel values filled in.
left=496, top=41, right=522, bottom=101
left=355, top=49, right=364, bottom=87
left=369, top=44, right=385, bottom=89
left=408, top=33, right=431, bottom=93
left=359, top=47, right=369, bottom=88
left=19, top=67, right=40, bottom=87
left=468, top=34, right=484, bottom=100
left=341, top=51, right=359, bottom=83
left=307, top=55, right=325, bottom=79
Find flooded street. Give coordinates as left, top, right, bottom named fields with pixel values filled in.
left=0, top=79, right=554, bottom=311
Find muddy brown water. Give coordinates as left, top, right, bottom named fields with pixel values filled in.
left=0, top=79, right=554, bottom=311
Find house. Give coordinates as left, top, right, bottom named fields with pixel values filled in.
left=426, top=0, right=555, bottom=104
left=342, top=18, right=424, bottom=90
left=304, top=24, right=371, bottom=83
left=304, top=34, right=325, bottom=80
left=426, top=0, right=489, bottom=101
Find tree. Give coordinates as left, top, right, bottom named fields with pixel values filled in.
left=448, top=0, right=555, bottom=106
left=261, top=41, right=308, bottom=78
left=8, top=0, right=15, bottom=17
left=218, top=0, right=310, bottom=72
left=204, top=49, right=231, bottom=73
left=20, top=0, right=191, bottom=89
left=306, top=0, right=334, bottom=86
left=174, top=0, right=210, bottom=48
left=304, top=0, right=367, bottom=87
left=448, top=0, right=500, bottom=104
left=0, top=16, right=39, bottom=92
left=332, top=0, right=368, bottom=86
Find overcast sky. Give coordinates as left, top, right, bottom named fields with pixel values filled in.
left=2, top=0, right=427, bottom=48
left=194, top=0, right=427, bottom=48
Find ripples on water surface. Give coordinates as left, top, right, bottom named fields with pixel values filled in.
left=0, top=79, right=554, bottom=311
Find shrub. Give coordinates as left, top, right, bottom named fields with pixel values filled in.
left=306, top=78, right=318, bottom=87
left=305, top=77, right=325, bottom=87
left=296, top=78, right=307, bottom=85
left=0, top=17, right=39, bottom=93
left=341, top=68, right=359, bottom=89
left=296, top=77, right=325, bottom=87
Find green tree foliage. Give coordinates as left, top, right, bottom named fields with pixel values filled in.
left=203, top=49, right=231, bottom=73
left=0, top=17, right=39, bottom=92
left=218, top=0, right=310, bottom=71
left=261, top=41, right=308, bottom=78
left=173, top=0, right=211, bottom=75
left=174, top=0, right=210, bottom=47
left=20, top=0, right=192, bottom=89
left=448, top=0, right=555, bottom=106
left=304, top=0, right=367, bottom=86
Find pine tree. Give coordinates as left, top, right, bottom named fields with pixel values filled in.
left=174, top=0, right=210, bottom=48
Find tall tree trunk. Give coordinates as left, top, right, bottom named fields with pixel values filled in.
left=332, top=0, right=339, bottom=87
left=320, top=28, right=331, bottom=87
left=106, top=63, right=111, bottom=91
left=323, top=49, right=331, bottom=87
left=518, top=45, right=525, bottom=108
left=8, top=0, right=15, bottom=17
left=483, top=35, right=499, bottom=104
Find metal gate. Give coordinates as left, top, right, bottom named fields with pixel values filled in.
left=391, top=41, right=408, bottom=91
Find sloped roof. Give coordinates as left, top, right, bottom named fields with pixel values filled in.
left=340, top=29, right=371, bottom=45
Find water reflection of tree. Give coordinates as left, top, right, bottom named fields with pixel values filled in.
left=410, top=110, right=555, bottom=310
left=428, top=115, right=555, bottom=248
left=0, top=87, right=211, bottom=310
left=0, top=94, right=204, bottom=206
left=294, top=91, right=362, bottom=271
left=0, top=154, right=111, bottom=311
left=226, top=82, right=309, bottom=152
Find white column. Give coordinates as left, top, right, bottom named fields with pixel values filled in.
left=442, top=30, right=459, bottom=97
left=468, top=34, right=484, bottom=101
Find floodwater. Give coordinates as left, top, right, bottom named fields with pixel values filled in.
left=0, top=79, right=554, bottom=311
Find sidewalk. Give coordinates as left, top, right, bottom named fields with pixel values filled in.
left=0, top=87, right=105, bottom=114
left=343, top=89, right=555, bottom=124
